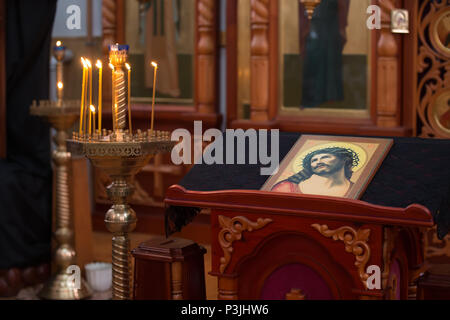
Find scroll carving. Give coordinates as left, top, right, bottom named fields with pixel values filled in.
left=376, top=0, right=400, bottom=128
left=196, top=0, right=217, bottom=114
left=218, top=215, right=272, bottom=274
left=416, top=0, right=450, bottom=138
left=250, top=0, right=270, bottom=122
left=424, top=226, right=450, bottom=259
left=285, top=288, right=306, bottom=300
left=312, top=224, right=371, bottom=288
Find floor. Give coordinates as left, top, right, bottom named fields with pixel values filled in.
left=4, top=231, right=218, bottom=300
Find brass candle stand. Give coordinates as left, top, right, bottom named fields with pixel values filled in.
left=66, top=43, right=175, bottom=300
left=30, top=100, right=93, bottom=300
left=68, top=131, right=175, bottom=300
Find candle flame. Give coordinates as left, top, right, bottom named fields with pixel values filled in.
left=108, top=63, right=114, bottom=70
left=56, top=41, right=62, bottom=47
left=81, top=57, right=87, bottom=68
left=125, top=63, right=131, bottom=70
left=57, top=81, right=63, bottom=89
left=151, top=61, right=158, bottom=68
left=85, top=59, right=92, bottom=68
left=96, top=60, right=102, bottom=69
left=90, top=105, right=95, bottom=113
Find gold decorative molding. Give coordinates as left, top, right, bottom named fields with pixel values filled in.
left=416, top=1, right=450, bottom=138
left=218, top=215, right=272, bottom=274
left=285, top=288, right=306, bottom=300
left=424, top=225, right=450, bottom=259
left=312, top=224, right=371, bottom=288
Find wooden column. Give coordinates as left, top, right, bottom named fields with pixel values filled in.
left=218, top=275, right=238, bottom=300
left=171, top=261, right=183, bottom=300
left=196, top=0, right=217, bottom=114
left=376, top=0, right=401, bottom=127
left=250, top=0, right=270, bottom=122
left=102, top=0, right=124, bottom=106
left=0, top=0, right=6, bottom=158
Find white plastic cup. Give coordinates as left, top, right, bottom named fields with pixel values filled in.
left=85, top=262, right=112, bottom=292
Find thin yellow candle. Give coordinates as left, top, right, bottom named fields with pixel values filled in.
left=90, top=105, right=96, bottom=135
left=150, top=61, right=158, bottom=133
left=86, top=59, right=93, bottom=109
left=88, top=104, right=95, bottom=136
left=79, top=58, right=87, bottom=135
left=125, top=63, right=132, bottom=134
left=109, top=63, right=116, bottom=131
left=96, top=60, right=102, bottom=135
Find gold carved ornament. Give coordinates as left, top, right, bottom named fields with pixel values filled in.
left=416, top=1, right=450, bottom=138
left=311, top=224, right=371, bottom=288
left=425, top=225, right=450, bottom=259
left=218, top=216, right=272, bottom=274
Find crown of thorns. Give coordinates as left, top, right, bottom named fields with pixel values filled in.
left=302, top=147, right=360, bottom=169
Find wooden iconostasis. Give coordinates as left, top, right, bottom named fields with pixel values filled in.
left=227, top=0, right=450, bottom=139
left=90, top=0, right=450, bottom=244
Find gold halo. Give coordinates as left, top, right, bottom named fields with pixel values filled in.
left=292, top=142, right=368, bottom=174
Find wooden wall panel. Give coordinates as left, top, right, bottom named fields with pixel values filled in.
left=227, top=0, right=414, bottom=137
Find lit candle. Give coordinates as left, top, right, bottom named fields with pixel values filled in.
left=86, top=59, right=93, bottom=110
left=90, top=105, right=96, bottom=135
left=109, top=63, right=116, bottom=131
left=125, top=63, right=132, bottom=134
left=96, top=60, right=102, bottom=135
left=150, top=61, right=158, bottom=133
left=57, top=81, right=63, bottom=106
left=79, top=58, right=87, bottom=135
left=88, top=104, right=94, bottom=136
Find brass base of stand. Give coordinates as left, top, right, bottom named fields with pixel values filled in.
left=67, top=137, right=175, bottom=300
left=38, top=270, right=92, bottom=300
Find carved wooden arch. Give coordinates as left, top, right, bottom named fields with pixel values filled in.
left=101, top=0, right=221, bottom=125
left=234, top=231, right=357, bottom=299
left=227, top=0, right=416, bottom=137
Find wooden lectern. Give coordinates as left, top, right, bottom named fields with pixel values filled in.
left=165, top=185, right=434, bottom=300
